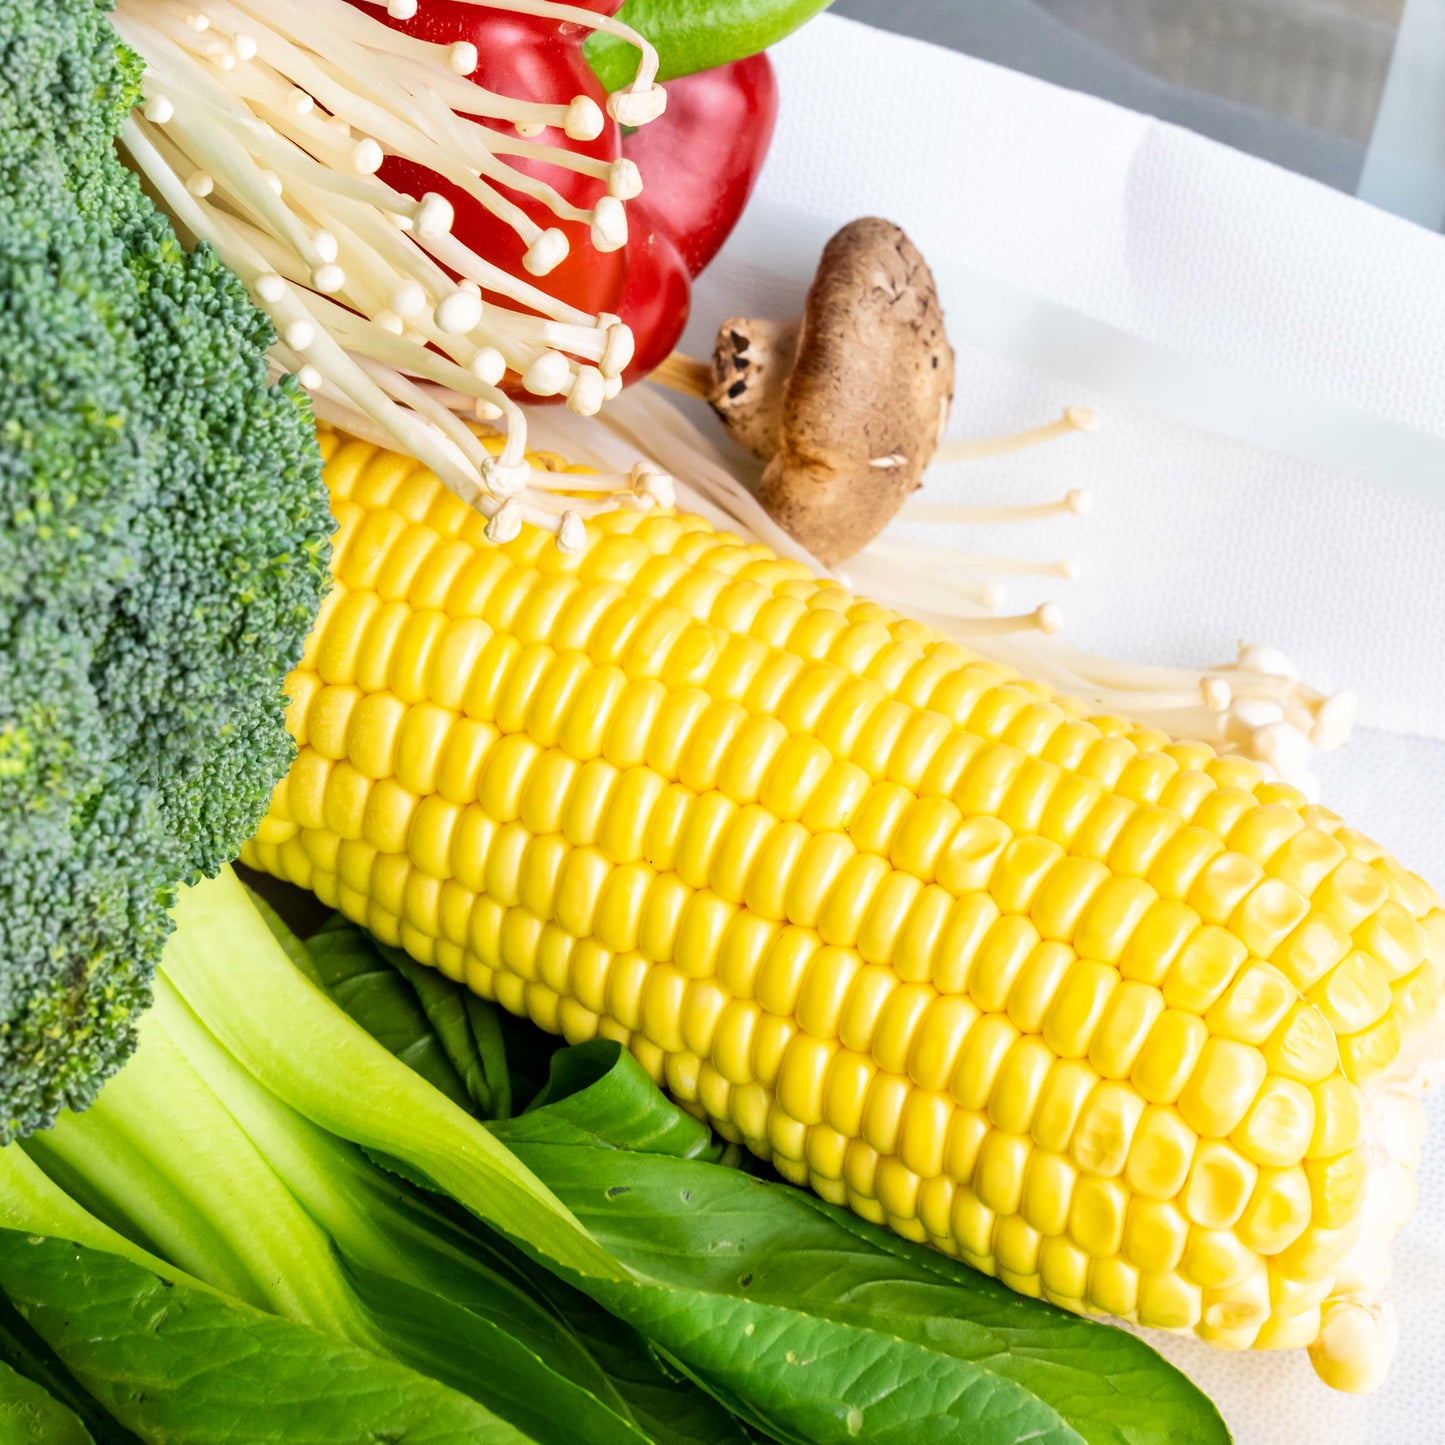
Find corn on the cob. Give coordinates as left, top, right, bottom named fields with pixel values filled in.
left=245, top=427, right=1444, bottom=1393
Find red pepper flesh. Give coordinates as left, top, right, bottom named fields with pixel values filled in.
left=621, top=53, right=778, bottom=281
left=613, top=211, right=693, bottom=382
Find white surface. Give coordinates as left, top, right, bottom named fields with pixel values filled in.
left=683, top=16, right=1445, bottom=1442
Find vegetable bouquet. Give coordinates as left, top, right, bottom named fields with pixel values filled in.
left=2, top=0, right=1440, bottom=1439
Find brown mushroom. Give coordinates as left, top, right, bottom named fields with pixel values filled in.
left=644, top=216, right=1096, bottom=572
left=706, top=218, right=954, bottom=566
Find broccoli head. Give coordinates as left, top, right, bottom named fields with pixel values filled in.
left=0, top=0, right=332, bottom=1138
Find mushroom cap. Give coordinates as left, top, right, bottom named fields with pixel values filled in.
left=756, top=216, right=954, bottom=565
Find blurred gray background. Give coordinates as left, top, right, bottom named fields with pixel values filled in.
left=832, top=0, right=1445, bottom=230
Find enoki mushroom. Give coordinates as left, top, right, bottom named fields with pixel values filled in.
left=114, top=0, right=665, bottom=548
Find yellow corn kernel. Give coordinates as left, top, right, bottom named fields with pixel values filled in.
left=896, top=1089, right=952, bottom=1178
left=942, top=1109, right=989, bottom=1186
left=936, top=815, right=1012, bottom=897
left=1182, top=1228, right=1255, bottom=1289
left=1231, top=1076, right=1315, bottom=1169
left=1355, top=899, right=1427, bottom=980
left=838, top=964, right=899, bottom=1055
left=1039, top=1234, right=1091, bottom=1304
left=1308, top=951, right=1392, bottom=1035
left=1069, top=1175, right=1128, bottom=1257
left=1269, top=828, right=1346, bottom=898
left=1338, top=1012, right=1403, bottom=1083
left=974, top=1130, right=1032, bottom=1216
left=1254, top=1306, right=1322, bottom=1352
left=1177, top=1038, right=1268, bottom=1138
left=1314, top=860, right=1389, bottom=934
left=775, top=1034, right=833, bottom=1126
left=1205, top=962, right=1294, bottom=1046
left=1268, top=1267, right=1334, bottom=1318
left=1031, top=1058, right=1099, bottom=1154
left=1074, top=876, right=1158, bottom=965
left=992, top=1213, right=1043, bottom=1280
left=1237, top=1166, right=1312, bottom=1255
left=907, top=995, right=980, bottom=1092
left=751, top=1011, right=797, bottom=1089
left=1183, top=1141, right=1258, bottom=1230
left=1262, top=1001, right=1340, bottom=1084
left=967, top=914, right=1040, bottom=1013
left=988, top=1036, right=1055, bottom=1135
left=1071, top=1081, right=1146, bottom=1178
left=1122, top=1197, right=1189, bottom=1273
left=950, top=1185, right=996, bottom=1258
left=949, top=1013, right=1019, bottom=1113
left=1131, top=1009, right=1209, bottom=1104
left=1108, top=807, right=1181, bottom=880
left=1231, top=877, right=1310, bottom=960
left=1126, top=1106, right=1197, bottom=1200
left=1162, top=926, right=1248, bottom=1013
left=1392, top=958, right=1441, bottom=1042
left=1137, top=1270, right=1203, bottom=1331
left=1308, top=1075, right=1363, bottom=1159
left=1004, top=942, right=1075, bottom=1033
left=1118, top=898, right=1198, bottom=986
left=857, top=872, right=925, bottom=970
left=250, top=430, right=1444, bottom=1393
left=1201, top=1255, right=1271, bottom=1333
left=1020, top=1151, right=1076, bottom=1237
left=1088, top=981, right=1166, bottom=1079
left=1273, top=1219, right=1361, bottom=1282
left=929, top=891, right=998, bottom=994
left=1305, top=1148, right=1368, bottom=1230
left=873, top=982, right=936, bottom=1074
left=876, top=1154, right=922, bottom=1222
left=1042, top=960, right=1119, bottom=1060
left=1088, top=1256, right=1140, bottom=1318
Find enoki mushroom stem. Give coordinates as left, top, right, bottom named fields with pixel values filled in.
left=901, top=488, right=1093, bottom=526
left=933, top=406, right=1098, bottom=463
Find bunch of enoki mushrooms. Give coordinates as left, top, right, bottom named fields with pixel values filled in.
left=115, top=0, right=1355, bottom=798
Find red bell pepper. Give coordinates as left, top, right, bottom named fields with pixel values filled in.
left=349, top=1, right=777, bottom=390
left=617, top=52, right=779, bottom=380
left=622, top=53, right=778, bottom=282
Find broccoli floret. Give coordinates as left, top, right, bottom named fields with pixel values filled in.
left=0, top=0, right=331, bottom=1139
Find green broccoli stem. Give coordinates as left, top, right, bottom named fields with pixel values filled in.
left=21, top=1014, right=384, bottom=1353
left=154, top=980, right=643, bottom=1429
left=0, top=1149, right=169, bottom=1282
left=151, top=975, right=538, bottom=1315
left=160, top=870, right=624, bottom=1287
